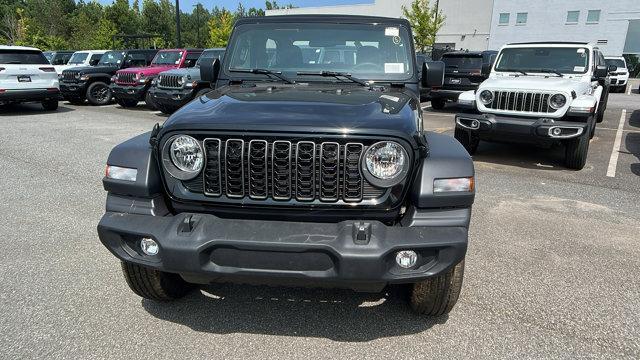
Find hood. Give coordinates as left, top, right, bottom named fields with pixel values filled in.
left=66, top=65, right=118, bottom=74
left=161, top=84, right=420, bottom=141
left=159, top=67, right=200, bottom=79
left=482, top=75, right=590, bottom=95
left=118, top=65, right=178, bottom=76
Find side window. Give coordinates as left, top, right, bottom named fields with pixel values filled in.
left=125, top=53, right=147, bottom=67
left=184, top=52, right=201, bottom=68
left=89, top=54, right=102, bottom=66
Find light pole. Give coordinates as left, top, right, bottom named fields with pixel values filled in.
left=175, top=0, right=181, bottom=48
left=193, top=3, right=201, bottom=48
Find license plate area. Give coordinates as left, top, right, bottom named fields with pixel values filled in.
left=449, top=78, right=461, bottom=84
left=17, top=75, right=32, bottom=82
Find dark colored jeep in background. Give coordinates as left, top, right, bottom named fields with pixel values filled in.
left=429, top=50, right=497, bottom=110
left=60, top=49, right=158, bottom=105
left=149, top=48, right=225, bottom=114
left=110, top=48, right=203, bottom=109
left=44, top=50, right=76, bottom=65
left=98, top=15, right=475, bottom=316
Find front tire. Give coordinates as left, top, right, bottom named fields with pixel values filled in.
left=410, top=260, right=465, bottom=316
left=121, top=262, right=193, bottom=301
left=431, top=98, right=446, bottom=110
left=454, top=127, right=479, bottom=155
left=565, top=128, right=591, bottom=170
left=117, top=98, right=138, bottom=108
left=86, top=81, right=112, bottom=106
left=144, top=91, right=157, bottom=110
left=42, top=99, right=59, bottom=111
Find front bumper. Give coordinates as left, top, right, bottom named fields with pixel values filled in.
left=60, top=81, right=87, bottom=99
left=455, top=113, right=588, bottom=143
left=149, top=86, right=195, bottom=109
left=0, top=88, right=61, bottom=103
left=98, top=210, right=468, bottom=292
left=111, top=83, right=148, bottom=101
left=610, top=77, right=628, bottom=86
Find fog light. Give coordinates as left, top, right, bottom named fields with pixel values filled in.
left=140, top=238, right=159, bottom=256
left=471, top=119, right=480, bottom=128
left=552, top=127, right=562, bottom=136
left=396, top=250, right=418, bottom=269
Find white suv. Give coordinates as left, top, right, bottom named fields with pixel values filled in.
left=604, top=56, right=629, bottom=93
left=54, top=50, right=108, bottom=74
left=0, top=45, right=60, bottom=110
left=456, top=42, right=614, bottom=170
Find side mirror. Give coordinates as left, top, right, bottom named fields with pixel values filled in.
left=421, top=61, right=445, bottom=88
left=607, top=64, right=618, bottom=73
left=199, top=57, right=220, bottom=86
left=481, top=63, right=492, bottom=77
left=594, top=65, right=608, bottom=78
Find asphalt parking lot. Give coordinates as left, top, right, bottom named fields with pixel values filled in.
left=1, top=85, right=639, bottom=358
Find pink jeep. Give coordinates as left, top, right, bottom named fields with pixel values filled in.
left=111, top=48, right=202, bottom=108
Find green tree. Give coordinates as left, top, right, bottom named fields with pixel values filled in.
left=207, top=8, right=233, bottom=47
left=402, top=0, right=445, bottom=52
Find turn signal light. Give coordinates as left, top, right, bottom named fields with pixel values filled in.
left=433, top=177, right=475, bottom=193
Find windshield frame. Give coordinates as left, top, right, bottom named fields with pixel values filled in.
left=68, top=52, right=89, bottom=65
left=221, top=21, right=418, bottom=84
left=494, top=46, right=591, bottom=75
left=98, top=51, right=125, bottom=66
left=152, top=50, right=185, bottom=66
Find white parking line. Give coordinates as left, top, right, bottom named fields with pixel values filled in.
left=606, top=109, right=627, bottom=177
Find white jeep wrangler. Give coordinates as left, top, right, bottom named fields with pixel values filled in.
left=0, top=45, right=60, bottom=111
left=456, top=42, right=615, bottom=170
left=54, top=50, right=108, bottom=75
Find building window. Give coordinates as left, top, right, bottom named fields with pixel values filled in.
left=566, top=11, right=580, bottom=24
left=499, top=13, right=510, bottom=25
left=587, top=10, right=601, bottom=23
left=516, top=12, right=528, bottom=25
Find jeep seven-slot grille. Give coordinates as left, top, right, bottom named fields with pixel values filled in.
left=62, top=71, right=78, bottom=82
left=197, top=138, right=372, bottom=202
left=487, top=91, right=554, bottom=113
left=159, top=74, right=182, bottom=88
left=117, top=72, right=136, bottom=84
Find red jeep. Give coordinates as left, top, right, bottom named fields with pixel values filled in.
left=111, top=48, right=202, bottom=109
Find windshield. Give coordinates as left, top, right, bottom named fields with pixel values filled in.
left=152, top=51, right=183, bottom=65
left=226, top=22, right=414, bottom=82
left=68, top=52, right=89, bottom=64
left=605, top=59, right=626, bottom=69
left=442, top=55, right=483, bottom=70
left=98, top=51, right=124, bottom=66
left=0, top=50, right=49, bottom=65
left=196, top=50, right=225, bottom=66
left=495, top=47, right=590, bottom=74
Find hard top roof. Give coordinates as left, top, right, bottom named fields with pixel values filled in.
left=235, top=14, right=411, bottom=27
left=0, top=45, right=41, bottom=51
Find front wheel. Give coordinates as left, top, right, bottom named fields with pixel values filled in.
left=410, top=260, right=465, bottom=316
left=121, top=262, right=193, bottom=301
left=117, top=98, right=138, bottom=108
left=86, top=81, right=112, bottom=106
left=454, top=127, right=479, bottom=155
left=144, top=91, right=157, bottom=110
left=42, top=99, right=59, bottom=111
left=565, top=129, right=590, bottom=170
left=431, top=98, right=446, bottom=110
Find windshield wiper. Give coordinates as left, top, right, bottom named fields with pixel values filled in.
left=499, top=68, right=528, bottom=75
left=229, top=68, right=295, bottom=84
left=532, top=68, right=564, bottom=77
left=297, top=71, right=369, bottom=87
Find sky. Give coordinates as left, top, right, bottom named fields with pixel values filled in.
left=98, top=0, right=373, bottom=12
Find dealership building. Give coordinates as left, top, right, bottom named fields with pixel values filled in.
left=267, top=0, right=640, bottom=55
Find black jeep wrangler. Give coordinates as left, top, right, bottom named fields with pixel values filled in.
left=60, top=49, right=158, bottom=105
left=98, top=15, right=475, bottom=316
left=430, top=50, right=497, bottom=110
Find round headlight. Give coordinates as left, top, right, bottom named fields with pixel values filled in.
left=177, top=76, right=185, bottom=86
left=549, top=93, right=566, bottom=110
left=363, top=141, right=409, bottom=187
left=74, top=72, right=81, bottom=79
left=479, top=90, right=493, bottom=105
left=164, top=135, right=203, bottom=179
